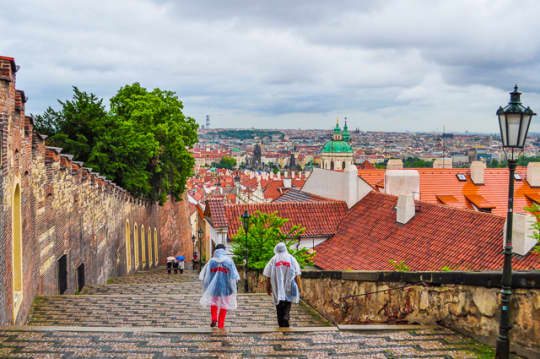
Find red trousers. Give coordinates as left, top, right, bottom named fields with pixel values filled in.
left=211, top=305, right=228, bottom=329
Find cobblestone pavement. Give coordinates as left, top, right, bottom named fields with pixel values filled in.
left=0, top=269, right=497, bottom=358
left=0, top=328, right=486, bottom=358
left=28, top=269, right=325, bottom=328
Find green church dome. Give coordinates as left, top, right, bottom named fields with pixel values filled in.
left=333, top=121, right=341, bottom=134
left=321, top=140, right=353, bottom=153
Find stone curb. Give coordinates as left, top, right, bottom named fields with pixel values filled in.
left=4, top=326, right=339, bottom=334
left=338, top=324, right=434, bottom=331
left=44, top=293, right=270, bottom=298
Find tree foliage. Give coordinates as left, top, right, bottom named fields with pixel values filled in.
left=33, top=84, right=198, bottom=204
left=403, top=157, right=434, bottom=168
left=214, top=156, right=236, bottom=169
left=487, top=155, right=540, bottom=168
left=231, top=211, right=314, bottom=270
left=524, top=204, right=540, bottom=254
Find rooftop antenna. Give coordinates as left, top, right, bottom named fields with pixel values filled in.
left=442, top=125, right=446, bottom=168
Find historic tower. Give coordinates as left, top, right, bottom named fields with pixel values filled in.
left=320, top=120, right=353, bottom=170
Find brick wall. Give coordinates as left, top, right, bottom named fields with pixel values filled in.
left=0, top=56, right=192, bottom=325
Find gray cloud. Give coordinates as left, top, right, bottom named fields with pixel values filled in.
left=1, top=0, right=539, bottom=133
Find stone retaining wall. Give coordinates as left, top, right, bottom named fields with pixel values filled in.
left=0, top=56, right=193, bottom=325
left=247, top=269, right=540, bottom=358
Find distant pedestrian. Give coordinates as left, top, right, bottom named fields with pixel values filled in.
left=263, top=243, right=302, bottom=327
left=166, top=256, right=176, bottom=275
left=193, top=251, right=199, bottom=270
left=199, top=244, right=240, bottom=329
left=176, top=256, right=185, bottom=274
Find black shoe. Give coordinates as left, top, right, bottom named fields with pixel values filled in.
left=210, top=321, right=217, bottom=328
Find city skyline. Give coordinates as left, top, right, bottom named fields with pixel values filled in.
left=2, top=0, right=540, bottom=132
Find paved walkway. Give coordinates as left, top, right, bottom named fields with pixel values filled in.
left=0, top=268, right=495, bottom=358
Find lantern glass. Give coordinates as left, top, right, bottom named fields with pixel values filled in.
left=518, top=113, right=533, bottom=147
left=498, top=113, right=507, bottom=146
left=506, top=113, right=522, bottom=147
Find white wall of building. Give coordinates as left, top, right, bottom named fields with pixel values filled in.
left=302, top=167, right=372, bottom=208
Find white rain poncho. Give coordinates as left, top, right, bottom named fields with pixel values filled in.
left=199, top=248, right=240, bottom=310
left=263, top=243, right=302, bottom=305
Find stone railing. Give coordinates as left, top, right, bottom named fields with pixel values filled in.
left=247, top=269, right=540, bottom=358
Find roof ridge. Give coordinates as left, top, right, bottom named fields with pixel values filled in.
left=368, top=191, right=506, bottom=219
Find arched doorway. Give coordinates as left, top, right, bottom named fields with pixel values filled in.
left=154, top=228, right=158, bottom=266
left=342, top=161, right=345, bottom=170
left=12, top=183, right=23, bottom=322
left=125, top=220, right=131, bottom=272
left=134, top=224, right=139, bottom=270
left=330, top=161, right=334, bottom=170
left=141, top=225, right=146, bottom=268
left=147, top=227, right=152, bottom=268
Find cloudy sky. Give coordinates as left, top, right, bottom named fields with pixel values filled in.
left=2, top=0, right=540, bottom=132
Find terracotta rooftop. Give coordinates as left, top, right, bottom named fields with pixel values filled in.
left=273, top=188, right=335, bottom=203
left=314, top=191, right=540, bottom=271
left=224, top=201, right=348, bottom=239
left=204, top=198, right=227, bottom=228
left=357, top=167, right=540, bottom=216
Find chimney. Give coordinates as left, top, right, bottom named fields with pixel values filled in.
left=386, top=159, right=403, bottom=170
left=470, top=161, right=485, bottom=185
left=396, top=194, right=415, bottom=224
left=384, top=170, right=420, bottom=200
left=345, top=164, right=358, bottom=208
left=504, top=213, right=537, bottom=255
left=527, top=162, right=540, bottom=187
left=291, top=171, right=295, bottom=178
left=284, top=171, right=288, bottom=178
left=283, top=178, right=292, bottom=188
left=433, top=158, right=452, bottom=168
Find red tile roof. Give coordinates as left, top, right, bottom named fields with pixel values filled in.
left=357, top=167, right=540, bottom=216
left=314, top=191, right=540, bottom=271
left=224, top=201, right=348, bottom=239
left=204, top=198, right=227, bottom=228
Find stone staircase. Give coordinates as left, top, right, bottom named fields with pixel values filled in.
left=0, top=268, right=501, bottom=358
left=28, top=268, right=328, bottom=329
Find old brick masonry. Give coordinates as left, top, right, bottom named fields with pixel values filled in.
left=0, top=56, right=193, bottom=325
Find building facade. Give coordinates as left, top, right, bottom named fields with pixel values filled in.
left=320, top=121, right=353, bottom=170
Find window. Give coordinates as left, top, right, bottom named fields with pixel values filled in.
left=456, top=173, right=466, bottom=181
left=514, top=173, right=522, bottom=181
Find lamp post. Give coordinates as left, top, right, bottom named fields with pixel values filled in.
left=198, top=228, right=203, bottom=273
left=241, top=210, right=250, bottom=293
left=495, top=85, right=536, bottom=359
left=191, top=234, right=196, bottom=270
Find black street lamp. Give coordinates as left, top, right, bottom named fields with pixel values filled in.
left=198, top=228, right=204, bottom=273
left=191, top=234, right=196, bottom=269
left=241, top=210, right=250, bottom=293
left=495, top=85, right=536, bottom=359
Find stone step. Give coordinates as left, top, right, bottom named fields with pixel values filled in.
left=28, top=294, right=327, bottom=328
left=0, top=327, right=495, bottom=358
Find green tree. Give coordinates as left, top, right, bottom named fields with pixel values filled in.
left=33, top=86, right=109, bottom=160
left=524, top=204, right=540, bottom=253
left=231, top=211, right=314, bottom=270
left=403, top=157, right=434, bottom=168
left=216, top=156, right=236, bottom=169
left=108, top=83, right=198, bottom=203
left=34, top=84, right=198, bottom=204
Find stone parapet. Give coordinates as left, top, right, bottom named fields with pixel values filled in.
left=247, top=269, right=540, bottom=358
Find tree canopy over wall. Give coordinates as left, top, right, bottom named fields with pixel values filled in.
left=33, top=84, right=198, bottom=204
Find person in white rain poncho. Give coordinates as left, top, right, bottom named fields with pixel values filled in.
left=199, top=244, right=240, bottom=328
left=263, top=243, right=303, bottom=327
